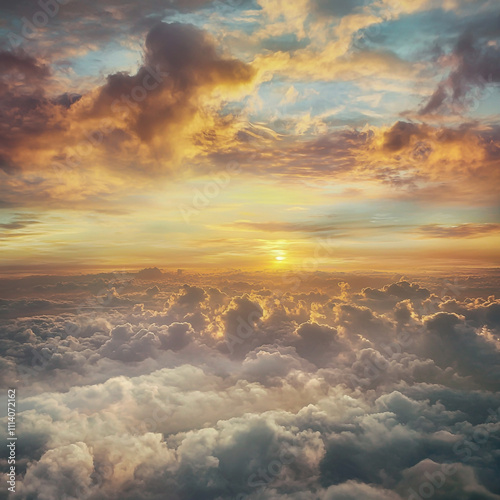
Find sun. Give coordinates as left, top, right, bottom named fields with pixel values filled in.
left=270, top=242, right=288, bottom=264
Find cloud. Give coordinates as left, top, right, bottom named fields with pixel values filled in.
left=420, top=311, right=500, bottom=390
left=382, top=121, right=426, bottom=152
left=293, top=321, right=347, bottom=366
left=0, top=298, right=72, bottom=319
left=2, top=273, right=500, bottom=499
left=417, top=223, right=500, bottom=238
left=89, top=21, right=254, bottom=148
left=19, top=442, right=95, bottom=500
left=48, top=21, right=256, bottom=178
left=202, top=119, right=500, bottom=207
left=398, top=459, right=500, bottom=500
left=321, top=481, right=403, bottom=500
left=158, top=322, right=194, bottom=351
left=0, top=50, right=50, bottom=80
left=0, top=21, right=256, bottom=210
left=0, top=214, right=40, bottom=240
left=358, top=281, right=431, bottom=303
left=230, top=220, right=341, bottom=234
left=312, top=0, right=368, bottom=18
left=420, top=31, right=500, bottom=115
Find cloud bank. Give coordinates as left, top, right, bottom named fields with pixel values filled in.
left=1, top=271, right=499, bottom=499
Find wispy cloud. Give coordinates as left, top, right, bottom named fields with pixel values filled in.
left=418, top=223, right=500, bottom=238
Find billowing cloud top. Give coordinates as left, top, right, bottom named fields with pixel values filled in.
left=1, top=270, right=500, bottom=498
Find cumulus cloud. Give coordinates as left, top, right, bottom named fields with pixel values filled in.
left=86, top=22, right=254, bottom=161
left=0, top=20, right=256, bottom=211
left=1, top=272, right=499, bottom=499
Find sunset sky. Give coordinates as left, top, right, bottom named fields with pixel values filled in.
left=1, top=0, right=499, bottom=273
left=2, top=3, right=500, bottom=500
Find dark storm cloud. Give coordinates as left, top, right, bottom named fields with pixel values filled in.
left=0, top=50, right=50, bottom=79
left=420, top=31, right=500, bottom=115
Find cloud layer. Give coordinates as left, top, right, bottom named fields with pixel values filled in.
left=1, top=271, right=499, bottom=499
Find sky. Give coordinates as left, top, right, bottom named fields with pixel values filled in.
left=0, top=0, right=499, bottom=273
left=1, top=2, right=500, bottom=500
